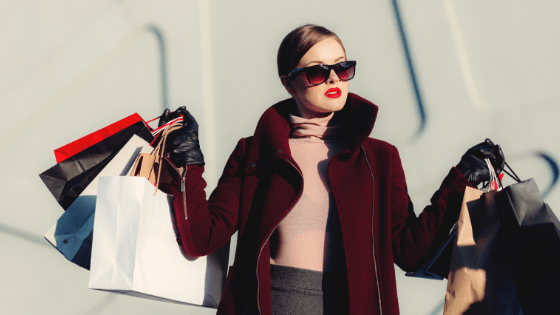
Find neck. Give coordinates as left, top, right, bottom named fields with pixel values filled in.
left=297, top=107, right=334, bottom=119
left=289, top=112, right=343, bottom=139
left=293, top=98, right=333, bottom=119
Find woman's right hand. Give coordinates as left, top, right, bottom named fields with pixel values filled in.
left=158, top=106, right=205, bottom=167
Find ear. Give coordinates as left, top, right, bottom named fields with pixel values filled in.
left=280, top=75, right=295, bottom=95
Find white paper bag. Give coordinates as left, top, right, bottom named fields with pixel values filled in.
left=44, top=135, right=153, bottom=268
left=89, top=176, right=229, bottom=307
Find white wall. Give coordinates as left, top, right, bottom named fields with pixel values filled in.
left=1, top=1, right=559, bottom=314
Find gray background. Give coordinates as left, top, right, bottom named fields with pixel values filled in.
left=1, top=0, right=559, bottom=314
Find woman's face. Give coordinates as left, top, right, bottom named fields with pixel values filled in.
left=282, top=37, right=349, bottom=119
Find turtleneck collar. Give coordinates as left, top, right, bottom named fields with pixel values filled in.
left=289, top=112, right=343, bottom=140
left=243, top=93, right=379, bottom=175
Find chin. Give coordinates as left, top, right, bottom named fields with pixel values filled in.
left=327, top=94, right=348, bottom=112
left=296, top=93, right=348, bottom=117
left=311, top=100, right=345, bottom=115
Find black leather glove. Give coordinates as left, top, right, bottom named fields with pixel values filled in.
left=158, top=106, right=205, bottom=167
left=456, top=138, right=505, bottom=186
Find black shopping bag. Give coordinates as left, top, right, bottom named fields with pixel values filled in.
left=405, top=226, right=457, bottom=280
left=495, top=178, right=560, bottom=315
left=44, top=135, right=154, bottom=269
left=40, top=120, right=153, bottom=210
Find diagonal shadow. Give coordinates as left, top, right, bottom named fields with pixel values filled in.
left=390, top=0, right=427, bottom=140
left=0, top=222, right=49, bottom=247
left=80, top=294, right=118, bottom=315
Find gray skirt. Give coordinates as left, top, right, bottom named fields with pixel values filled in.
left=270, top=264, right=349, bottom=315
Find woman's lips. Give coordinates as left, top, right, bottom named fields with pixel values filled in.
left=325, top=87, right=341, bottom=98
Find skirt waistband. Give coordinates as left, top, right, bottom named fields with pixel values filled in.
left=270, top=264, right=348, bottom=292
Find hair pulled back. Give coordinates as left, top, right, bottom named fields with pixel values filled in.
left=277, top=24, right=345, bottom=77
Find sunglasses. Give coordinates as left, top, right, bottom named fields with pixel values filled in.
left=286, top=60, right=357, bottom=85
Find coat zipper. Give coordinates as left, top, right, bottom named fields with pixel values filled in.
left=161, top=157, right=189, bottom=219
left=361, top=145, right=383, bottom=315
left=255, top=159, right=303, bottom=315
left=181, top=166, right=187, bottom=219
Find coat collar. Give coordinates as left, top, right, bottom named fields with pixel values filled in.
left=244, top=93, right=379, bottom=175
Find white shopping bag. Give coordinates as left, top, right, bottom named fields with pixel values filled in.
left=89, top=175, right=229, bottom=307
left=44, top=135, right=153, bottom=269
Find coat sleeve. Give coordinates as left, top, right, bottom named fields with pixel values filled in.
left=389, top=145, right=474, bottom=272
left=171, top=138, right=247, bottom=257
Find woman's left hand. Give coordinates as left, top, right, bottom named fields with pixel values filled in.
left=456, top=138, right=505, bottom=186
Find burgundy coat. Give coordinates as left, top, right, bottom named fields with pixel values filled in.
left=168, top=93, right=473, bottom=314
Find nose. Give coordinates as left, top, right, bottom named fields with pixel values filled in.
left=327, top=69, right=339, bottom=84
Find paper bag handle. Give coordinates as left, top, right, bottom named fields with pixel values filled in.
left=130, top=121, right=182, bottom=195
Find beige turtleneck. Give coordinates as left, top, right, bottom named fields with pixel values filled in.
left=269, top=112, right=348, bottom=273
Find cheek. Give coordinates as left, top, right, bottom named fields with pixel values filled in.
left=305, top=86, right=326, bottom=102
left=292, top=77, right=311, bottom=95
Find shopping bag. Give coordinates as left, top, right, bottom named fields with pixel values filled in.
left=40, top=120, right=153, bottom=210
left=495, top=178, right=560, bottom=314
left=407, top=168, right=506, bottom=281
left=90, top=176, right=229, bottom=306
left=89, top=123, right=229, bottom=307
left=405, top=225, right=458, bottom=280
left=445, top=160, right=525, bottom=315
left=44, top=135, right=153, bottom=269
left=443, top=186, right=500, bottom=314
left=54, top=113, right=144, bottom=163
left=128, top=120, right=183, bottom=195
left=443, top=159, right=503, bottom=314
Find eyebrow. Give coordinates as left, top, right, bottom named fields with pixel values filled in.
left=305, top=56, right=346, bottom=67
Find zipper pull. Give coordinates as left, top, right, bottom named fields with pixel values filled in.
left=181, top=168, right=186, bottom=192
left=181, top=168, right=188, bottom=219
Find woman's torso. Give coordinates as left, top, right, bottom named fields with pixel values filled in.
left=269, top=113, right=349, bottom=273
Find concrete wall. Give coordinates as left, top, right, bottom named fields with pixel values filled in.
left=1, top=1, right=558, bottom=314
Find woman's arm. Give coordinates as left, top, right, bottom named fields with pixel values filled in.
left=158, top=107, right=246, bottom=258
left=389, top=146, right=473, bottom=272
left=390, top=140, right=504, bottom=271
left=169, top=138, right=247, bottom=258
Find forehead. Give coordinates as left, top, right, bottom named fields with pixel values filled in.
left=298, top=37, right=346, bottom=67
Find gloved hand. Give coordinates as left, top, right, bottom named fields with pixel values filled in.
left=456, top=138, right=505, bottom=186
left=158, top=106, right=204, bottom=167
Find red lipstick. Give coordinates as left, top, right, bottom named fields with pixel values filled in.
left=325, top=87, right=341, bottom=98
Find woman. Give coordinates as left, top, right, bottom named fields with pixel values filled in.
left=159, top=25, right=504, bottom=315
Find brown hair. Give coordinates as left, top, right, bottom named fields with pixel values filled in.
left=277, top=24, right=345, bottom=77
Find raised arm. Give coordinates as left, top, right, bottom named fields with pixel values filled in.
left=390, top=139, right=504, bottom=271
left=159, top=107, right=246, bottom=257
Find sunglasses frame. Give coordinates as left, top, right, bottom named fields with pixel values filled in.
left=286, top=60, right=357, bottom=86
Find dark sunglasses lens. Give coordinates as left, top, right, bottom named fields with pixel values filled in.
left=305, top=66, right=329, bottom=85
left=335, top=62, right=355, bottom=81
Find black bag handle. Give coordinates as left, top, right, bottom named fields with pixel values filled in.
left=502, top=160, right=521, bottom=183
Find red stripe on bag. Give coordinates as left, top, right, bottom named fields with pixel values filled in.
left=54, top=113, right=144, bottom=163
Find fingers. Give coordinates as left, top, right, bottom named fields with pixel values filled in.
left=467, top=139, right=505, bottom=173
left=181, top=109, right=199, bottom=132
left=168, top=106, right=186, bottom=121
left=174, top=106, right=187, bottom=118
left=457, top=155, right=490, bottom=185
left=159, top=106, right=187, bottom=127
left=158, top=109, right=171, bottom=127
left=167, top=106, right=196, bottom=128
left=181, top=108, right=195, bottom=124
left=468, top=144, right=495, bottom=160
left=494, top=144, right=505, bottom=173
